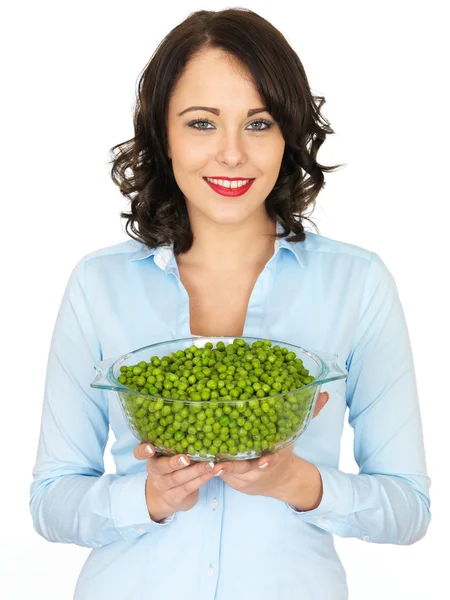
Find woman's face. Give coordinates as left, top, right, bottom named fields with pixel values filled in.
left=166, top=47, right=285, bottom=227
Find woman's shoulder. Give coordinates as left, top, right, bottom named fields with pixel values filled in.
left=82, top=238, right=156, bottom=266
left=296, top=231, right=395, bottom=289
left=298, top=230, right=374, bottom=264
left=64, top=238, right=160, bottom=284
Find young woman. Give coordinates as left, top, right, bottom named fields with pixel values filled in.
left=29, top=8, right=431, bottom=600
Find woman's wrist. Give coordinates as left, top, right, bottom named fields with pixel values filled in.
left=278, top=456, right=323, bottom=511
left=149, top=506, right=173, bottom=522
left=145, top=477, right=173, bottom=522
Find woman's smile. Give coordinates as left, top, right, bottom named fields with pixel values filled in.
left=203, top=177, right=255, bottom=197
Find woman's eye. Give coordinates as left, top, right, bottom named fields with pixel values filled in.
left=248, top=119, right=272, bottom=131
left=188, top=118, right=272, bottom=132
left=189, top=119, right=214, bottom=131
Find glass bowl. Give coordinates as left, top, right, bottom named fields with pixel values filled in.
left=90, top=336, right=347, bottom=462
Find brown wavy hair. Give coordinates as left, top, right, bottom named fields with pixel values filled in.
left=108, top=8, right=345, bottom=255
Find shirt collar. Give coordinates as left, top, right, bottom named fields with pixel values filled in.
left=128, top=221, right=305, bottom=268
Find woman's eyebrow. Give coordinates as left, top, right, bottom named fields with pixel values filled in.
left=177, top=106, right=268, bottom=117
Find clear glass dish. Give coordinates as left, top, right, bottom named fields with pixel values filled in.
left=90, top=336, right=347, bottom=462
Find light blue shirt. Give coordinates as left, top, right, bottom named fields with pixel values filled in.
left=30, top=222, right=431, bottom=600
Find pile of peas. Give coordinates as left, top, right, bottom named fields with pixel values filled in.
left=118, top=338, right=316, bottom=460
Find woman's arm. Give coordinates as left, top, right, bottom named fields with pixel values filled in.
left=29, top=256, right=174, bottom=549
left=285, top=251, right=431, bottom=545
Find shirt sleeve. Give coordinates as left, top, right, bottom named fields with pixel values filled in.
left=29, top=256, right=176, bottom=549
left=286, top=251, right=431, bottom=545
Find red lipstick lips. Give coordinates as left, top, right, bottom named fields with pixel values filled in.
left=203, top=177, right=255, bottom=197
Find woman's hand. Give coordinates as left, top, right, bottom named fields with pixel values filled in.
left=133, top=445, right=216, bottom=522
left=209, top=391, right=329, bottom=503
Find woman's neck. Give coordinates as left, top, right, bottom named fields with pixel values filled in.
left=177, top=217, right=277, bottom=272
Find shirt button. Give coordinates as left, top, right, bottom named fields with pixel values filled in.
left=206, top=567, right=214, bottom=577
left=362, top=535, right=370, bottom=541
left=316, top=518, right=325, bottom=524
left=211, top=499, right=219, bottom=509
left=137, top=528, right=145, bottom=534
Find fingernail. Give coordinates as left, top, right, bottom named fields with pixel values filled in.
left=178, top=456, right=189, bottom=466
left=214, top=469, right=224, bottom=477
left=206, top=461, right=215, bottom=471
left=259, top=462, right=269, bottom=469
left=326, top=392, right=330, bottom=400
left=146, top=445, right=154, bottom=456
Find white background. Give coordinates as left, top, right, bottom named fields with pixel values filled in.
left=2, top=1, right=449, bottom=598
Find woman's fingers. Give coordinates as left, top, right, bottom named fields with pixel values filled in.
left=211, top=458, right=257, bottom=477
left=133, top=443, right=191, bottom=474
left=133, top=442, right=216, bottom=482
left=149, top=453, right=193, bottom=476
left=312, top=392, right=329, bottom=419
left=133, top=443, right=156, bottom=460
left=163, top=460, right=216, bottom=493
left=166, top=468, right=216, bottom=504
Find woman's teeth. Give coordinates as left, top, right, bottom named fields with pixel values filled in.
left=205, top=177, right=252, bottom=189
